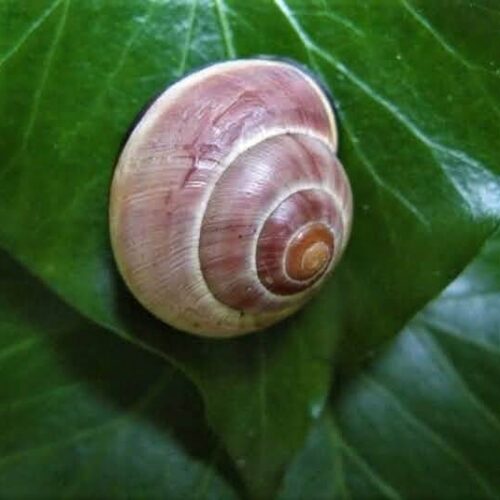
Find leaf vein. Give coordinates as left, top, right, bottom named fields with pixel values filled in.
left=0, top=0, right=63, bottom=70
left=20, top=0, right=71, bottom=153
left=0, top=370, right=172, bottom=471
left=340, top=110, right=431, bottom=229
left=365, top=375, right=497, bottom=498
left=272, top=0, right=492, bottom=218
left=331, top=419, right=402, bottom=500
left=422, top=329, right=500, bottom=433
left=0, top=383, right=79, bottom=417
left=58, top=0, right=160, bottom=156
left=176, top=0, right=199, bottom=78
left=213, top=0, right=236, bottom=58
left=421, top=315, right=500, bottom=358
left=400, top=0, right=500, bottom=116
left=0, top=337, right=39, bottom=362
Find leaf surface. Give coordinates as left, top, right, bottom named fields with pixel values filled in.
left=0, top=250, right=237, bottom=499
left=281, top=229, right=500, bottom=499
left=1, top=1, right=499, bottom=497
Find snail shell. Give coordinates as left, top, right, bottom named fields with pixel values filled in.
left=109, top=59, right=352, bottom=337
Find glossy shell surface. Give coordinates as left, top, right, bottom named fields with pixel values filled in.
left=109, top=59, right=352, bottom=337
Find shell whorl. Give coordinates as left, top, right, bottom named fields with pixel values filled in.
left=110, top=59, right=352, bottom=337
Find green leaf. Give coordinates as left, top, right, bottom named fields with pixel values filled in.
left=1, top=1, right=500, bottom=498
left=280, top=228, right=500, bottom=499
left=0, top=1, right=340, bottom=496
left=246, top=0, right=500, bottom=368
left=0, top=250, right=238, bottom=499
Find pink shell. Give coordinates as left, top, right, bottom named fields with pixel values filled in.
left=109, top=59, right=352, bottom=337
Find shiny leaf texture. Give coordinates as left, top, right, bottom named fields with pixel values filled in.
left=0, top=250, right=238, bottom=499
left=1, top=0, right=499, bottom=498
left=280, top=228, right=500, bottom=499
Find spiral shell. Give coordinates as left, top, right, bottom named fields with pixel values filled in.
left=109, top=59, right=352, bottom=337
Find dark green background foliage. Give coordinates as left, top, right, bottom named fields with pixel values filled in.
left=0, top=0, right=499, bottom=498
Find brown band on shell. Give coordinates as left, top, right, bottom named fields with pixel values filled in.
left=285, top=223, right=334, bottom=281
left=199, top=134, right=343, bottom=311
left=256, top=189, right=340, bottom=296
